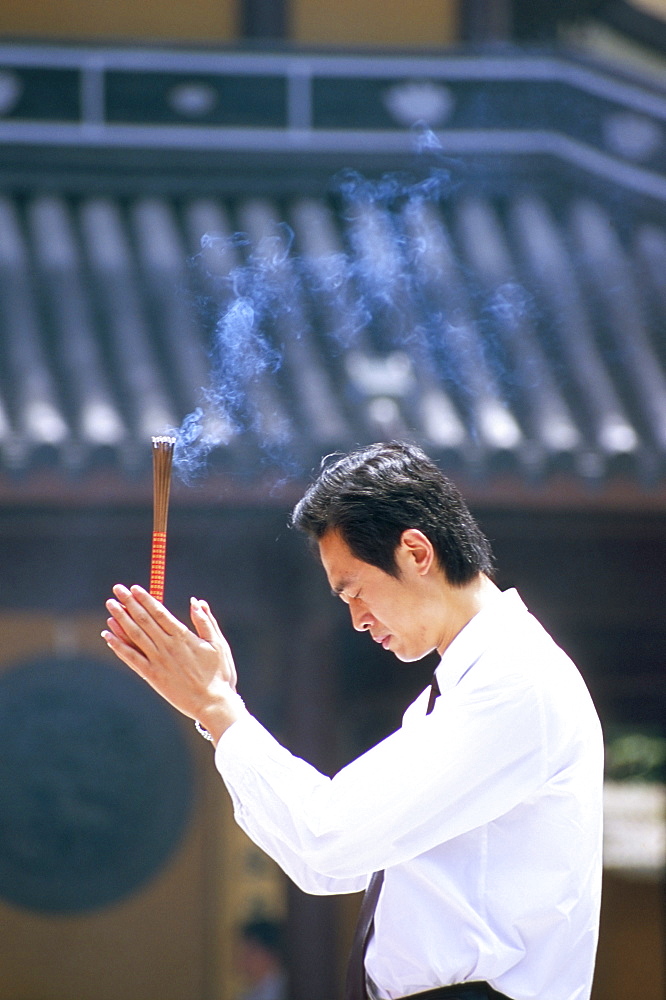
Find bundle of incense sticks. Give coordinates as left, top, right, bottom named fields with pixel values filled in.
left=150, top=435, right=176, bottom=603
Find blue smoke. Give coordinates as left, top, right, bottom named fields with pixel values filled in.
left=169, top=129, right=526, bottom=480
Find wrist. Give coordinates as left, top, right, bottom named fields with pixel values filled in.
left=195, top=690, right=246, bottom=746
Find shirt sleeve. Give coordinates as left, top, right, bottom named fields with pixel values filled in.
left=216, top=714, right=369, bottom=895
left=215, top=658, right=549, bottom=890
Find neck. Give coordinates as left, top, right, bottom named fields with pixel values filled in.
left=435, top=573, right=499, bottom=656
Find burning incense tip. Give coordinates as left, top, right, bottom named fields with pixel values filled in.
left=150, top=435, right=176, bottom=603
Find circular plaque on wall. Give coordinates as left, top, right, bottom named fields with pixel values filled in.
left=0, top=655, right=193, bottom=913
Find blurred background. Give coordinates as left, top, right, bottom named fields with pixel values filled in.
left=0, top=2, right=664, bottom=999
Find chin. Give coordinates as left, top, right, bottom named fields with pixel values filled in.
left=393, top=644, right=437, bottom=664
left=392, top=648, right=422, bottom=663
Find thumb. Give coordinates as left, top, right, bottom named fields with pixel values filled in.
left=190, top=597, right=217, bottom=642
left=197, top=599, right=225, bottom=642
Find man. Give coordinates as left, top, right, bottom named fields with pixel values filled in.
left=103, top=441, right=603, bottom=1000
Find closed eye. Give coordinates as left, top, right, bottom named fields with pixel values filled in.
left=334, top=589, right=361, bottom=604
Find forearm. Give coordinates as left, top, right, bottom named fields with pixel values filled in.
left=214, top=684, right=547, bottom=882
left=227, top=782, right=367, bottom=895
left=216, top=716, right=367, bottom=895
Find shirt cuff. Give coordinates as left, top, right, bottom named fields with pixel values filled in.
left=214, top=712, right=276, bottom=776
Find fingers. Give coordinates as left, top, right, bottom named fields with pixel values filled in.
left=101, top=624, right=149, bottom=675
left=105, top=596, right=156, bottom=658
left=190, top=597, right=224, bottom=644
left=189, top=597, right=238, bottom=691
left=105, top=615, right=137, bottom=647
left=144, top=588, right=191, bottom=639
left=116, top=585, right=186, bottom=639
left=103, top=586, right=239, bottom=720
left=106, top=584, right=187, bottom=656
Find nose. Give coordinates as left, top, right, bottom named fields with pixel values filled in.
left=348, top=598, right=373, bottom=632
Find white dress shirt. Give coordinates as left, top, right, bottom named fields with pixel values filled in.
left=216, top=589, right=604, bottom=1000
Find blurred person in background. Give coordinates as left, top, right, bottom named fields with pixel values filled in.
left=236, top=919, right=288, bottom=1000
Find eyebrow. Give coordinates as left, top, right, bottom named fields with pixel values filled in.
left=330, top=577, right=353, bottom=597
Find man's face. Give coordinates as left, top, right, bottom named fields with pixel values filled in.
left=318, top=528, right=438, bottom=663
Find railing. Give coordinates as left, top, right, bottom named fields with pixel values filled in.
left=0, top=42, right=665, bottom=201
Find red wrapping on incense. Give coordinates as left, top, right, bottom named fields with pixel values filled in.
left=150, top=436, right=176, bottom=603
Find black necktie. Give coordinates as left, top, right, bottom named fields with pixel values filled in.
left=344, top=673, right=441, bottom=1000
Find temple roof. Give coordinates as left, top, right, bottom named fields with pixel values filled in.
left=1, top=41, right=666, bottom=504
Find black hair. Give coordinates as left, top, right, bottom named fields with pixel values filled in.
left=291, top=441, right=494, bottom=584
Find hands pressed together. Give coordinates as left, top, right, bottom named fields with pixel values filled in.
left=102, top=585, right=246, bottom=745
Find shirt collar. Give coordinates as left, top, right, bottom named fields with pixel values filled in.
left=434, top=588, right=527, bottom=695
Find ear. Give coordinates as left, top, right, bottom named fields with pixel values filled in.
left=397, top=529, right=435, bottom=577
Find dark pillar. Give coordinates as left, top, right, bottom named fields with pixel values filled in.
left=240, top=0, right=289, bottom=39
left=284, top=581, right=341, bottom=1000
left=511, top=0, right=566, bottom=41
left=459, top=0, right=512, bottom=43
